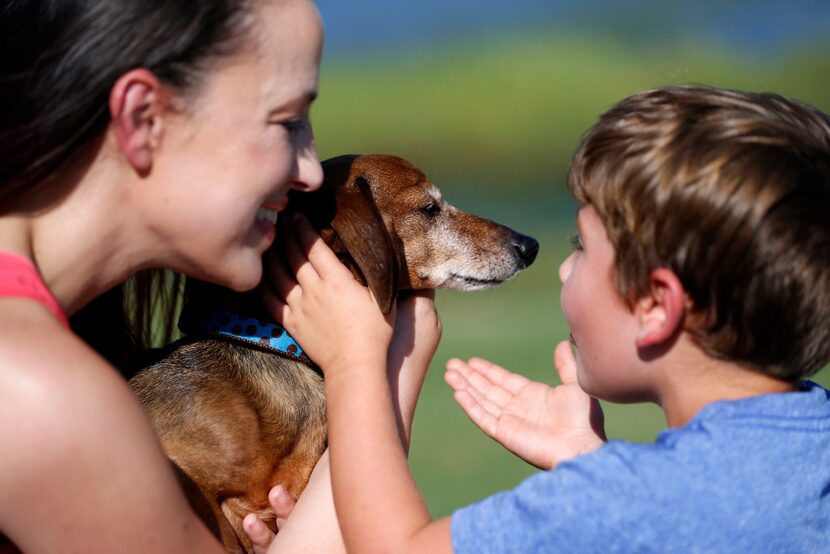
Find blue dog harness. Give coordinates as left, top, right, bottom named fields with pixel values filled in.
left=178, top=305, right=315, bottom=367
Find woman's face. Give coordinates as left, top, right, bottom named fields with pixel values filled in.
left=142, top=0, right=324, bottom=291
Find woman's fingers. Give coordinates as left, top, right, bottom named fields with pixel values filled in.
left=242, top=484, right=296, bottom=554
left=244, top=513, right=275, bottom=554
left=269, top=485, right=295, bottom=530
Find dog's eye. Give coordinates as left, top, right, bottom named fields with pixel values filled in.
left=420, top=202, right=441, bottom=217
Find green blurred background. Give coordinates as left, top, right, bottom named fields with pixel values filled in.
left=311, top=0, right=830, bottom=517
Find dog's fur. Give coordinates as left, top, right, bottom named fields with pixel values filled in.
left=129, top=154, right=538, bottom=553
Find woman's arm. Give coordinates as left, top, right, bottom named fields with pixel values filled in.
left=265, top=217, right=453, bottom=553
left=0, top=304, right=224, bottom=553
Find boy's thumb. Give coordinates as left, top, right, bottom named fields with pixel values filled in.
left=553, top=340, right=578, bottom=384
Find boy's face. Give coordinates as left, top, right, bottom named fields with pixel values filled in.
left=559, top=205, right=649, bottom=402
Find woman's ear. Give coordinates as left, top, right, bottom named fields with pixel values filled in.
left=635, top=267, right=687, bottom=349
left=109, top=68, right=166, bottom=175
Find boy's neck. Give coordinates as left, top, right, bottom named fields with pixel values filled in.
left=654, top=338, right=797, bottom=428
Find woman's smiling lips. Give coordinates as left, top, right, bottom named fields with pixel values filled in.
left=262, top=199, right=288, bottom=212
left=253, top=199, right=288, bottom=247
left=255, top=198, right=288, bottom=226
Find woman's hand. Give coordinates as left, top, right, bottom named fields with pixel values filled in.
left=445, top=341, right=606, bottom=470
left=244, top=485, right=296, bottom=554
left=388, top=290, right=442, bottom=378
left=262, top=214, right=394, bottom=377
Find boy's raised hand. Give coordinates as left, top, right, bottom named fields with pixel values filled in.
left=445, top=341, right=607, bottom=470
left=262, top=214, right=395, bottom=377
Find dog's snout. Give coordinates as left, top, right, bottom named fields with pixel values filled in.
left=512, top=233, right=539, bottom=268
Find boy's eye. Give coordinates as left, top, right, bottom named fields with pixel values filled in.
left=569, top=234, right=583, bottom=251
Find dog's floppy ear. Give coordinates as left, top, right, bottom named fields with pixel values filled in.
left=331, top=177, right=397, bottom=314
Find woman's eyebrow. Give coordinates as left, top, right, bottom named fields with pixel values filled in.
left=270, top=90, right=319, bottom=117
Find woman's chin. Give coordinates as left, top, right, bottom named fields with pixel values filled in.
left=214, top=256, right=263, bottom=292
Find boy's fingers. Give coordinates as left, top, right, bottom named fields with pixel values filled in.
left=292, top=215, right=351, bottom=280
left=553, top=341, right=578, bottom=384
left=453, top=361, right=512, bottom=408
left=468, top=357, right=530, bottom=395
left=264, top=250, right=300, bottom=304
left=260, top=283, right=291, bottom=326
left=446, top=368, right=502, bottom=416
left=454, top=390, right=498, bottom=437
left=244, top=513, right=275, bottom=554
left=284, top=227, right=321, bottom=286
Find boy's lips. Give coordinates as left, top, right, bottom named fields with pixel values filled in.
left=569, top=332, right=577, bottom=347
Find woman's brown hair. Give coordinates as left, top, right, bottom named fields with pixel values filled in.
left=569, top=85, right=830, bottom=378
left=1, top=0, right=259, bottom=373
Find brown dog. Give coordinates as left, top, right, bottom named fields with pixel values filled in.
left=129, top=154, right=538, bottom=553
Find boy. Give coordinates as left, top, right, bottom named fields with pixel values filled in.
left=268, top=85, right=830, bottom=552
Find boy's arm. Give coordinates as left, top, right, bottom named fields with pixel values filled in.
left=445, top=342, right=607, bottom=470
left=264, top=217, right=453, bottom=553
left=253, top=291, right=442, bottom=553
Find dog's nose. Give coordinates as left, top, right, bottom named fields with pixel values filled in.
left=512, top=233, right=539, bottom=268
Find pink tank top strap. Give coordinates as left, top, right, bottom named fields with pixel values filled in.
left=0, top=252, right=70, bottom=329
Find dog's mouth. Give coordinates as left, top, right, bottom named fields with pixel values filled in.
left=448, top=272, right=506, bottom=289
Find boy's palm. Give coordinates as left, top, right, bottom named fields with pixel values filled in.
left=445, top=341, right=606, bottom=470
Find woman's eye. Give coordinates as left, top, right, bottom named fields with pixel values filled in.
left=569, top=234, right=583, bottom=251
left=420, top=202, right=441, bottom=217
left=281, top=119, right=307, bottom=135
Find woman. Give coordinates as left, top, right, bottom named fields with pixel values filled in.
left=0, top=0, right=329, bottom=551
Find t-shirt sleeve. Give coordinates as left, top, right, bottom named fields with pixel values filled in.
left=451, top=441, right=667, bottom=553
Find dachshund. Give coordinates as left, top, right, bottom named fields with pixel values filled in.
left=129, top=154, right=539, bottom=553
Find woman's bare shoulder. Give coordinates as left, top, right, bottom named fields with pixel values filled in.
left=0, top=297, right=87, bottom=369
left=0, top=298, right=223, bottom=553
left=0, top=297, right=145, bottom=488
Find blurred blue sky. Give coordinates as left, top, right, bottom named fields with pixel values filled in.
left=316, top=0, right=830, bottom=57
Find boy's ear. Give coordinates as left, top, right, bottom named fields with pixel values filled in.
left=635, top=268, right=687, bottom=349
left=109, top=68, right=166, bottom=175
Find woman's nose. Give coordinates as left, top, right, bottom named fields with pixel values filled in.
left=291, top=142, right=324, bottom=192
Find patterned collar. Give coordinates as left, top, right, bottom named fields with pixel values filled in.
left=178, top=305, right=315, bottom=367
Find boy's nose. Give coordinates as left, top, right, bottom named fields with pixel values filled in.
left=559, top=253, right=574, bottom=283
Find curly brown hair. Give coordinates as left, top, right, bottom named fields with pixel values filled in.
left=568, top=85, right=830, bottom=379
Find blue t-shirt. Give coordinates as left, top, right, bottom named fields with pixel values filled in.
left=452, top=381, right=830, bottom=553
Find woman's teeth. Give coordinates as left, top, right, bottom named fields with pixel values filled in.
left=257, top=208, right=279, bottom=225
